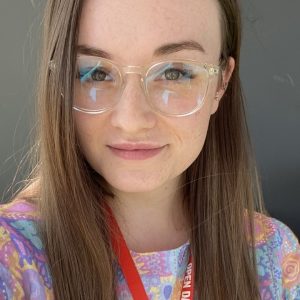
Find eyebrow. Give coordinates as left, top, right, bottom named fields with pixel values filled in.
left=77, top=40, right=205, bottom=59
left=154, top=40, right=206, bottom=56
left=77, top=45, right=113, bottom=59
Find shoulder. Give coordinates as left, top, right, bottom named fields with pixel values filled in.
left=0, top=197, right=40, bottom=220
left=0, top=198, right=43, bottom=253
left=0, top=199, right=53, bottom=299
left=251, top=212, right=300, bottom=299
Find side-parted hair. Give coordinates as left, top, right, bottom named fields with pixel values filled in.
left=16, top=0, right=267, bottom=299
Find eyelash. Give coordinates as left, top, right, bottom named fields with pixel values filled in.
left=77, top=66, right=197, bottom=82
left=159, top=68, right=196, bottom=81
left=78, top=68, right=112, bottom=82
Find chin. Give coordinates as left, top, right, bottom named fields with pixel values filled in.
left=105, top=173, right=166, bottom=194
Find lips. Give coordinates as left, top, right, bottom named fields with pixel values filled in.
left=107, top=143, right=166, bottom=160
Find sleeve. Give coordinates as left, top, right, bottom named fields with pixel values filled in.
left=272, top=218, right=300, bottom=300
left=0, top=217, right=27, bottom=300
left=254, top=213, right=300, bottom=299
left=0, top=214, right=54, bottom=300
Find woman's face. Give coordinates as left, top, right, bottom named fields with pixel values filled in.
left=75, top=0, right=234, bottom=194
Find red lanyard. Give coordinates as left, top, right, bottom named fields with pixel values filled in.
left=105, top=204, right=194, bottom=299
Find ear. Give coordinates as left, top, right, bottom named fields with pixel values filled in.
left=210, top=56, right=235, bottom=115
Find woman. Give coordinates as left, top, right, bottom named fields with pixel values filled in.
left=0, top=0, right=299, bottom=299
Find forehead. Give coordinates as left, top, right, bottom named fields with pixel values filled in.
left=78, top=0, right=222, bottom=63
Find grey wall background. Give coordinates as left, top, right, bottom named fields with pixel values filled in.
left=1, top=1, right=299, bottom=237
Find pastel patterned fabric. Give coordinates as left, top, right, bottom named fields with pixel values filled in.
left=0, top=199, right=299, bottom=300
left=115, top=241, right=190, bottom=299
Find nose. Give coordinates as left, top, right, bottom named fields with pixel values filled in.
left=110, top=74, right=157, bottom=133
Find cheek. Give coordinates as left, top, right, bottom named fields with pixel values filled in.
left=74, top=115, right=92, bottom=145
left=74, top=114, right=103, bottom=160
left=185, top=118, right=209, bottom=153
left=184, top=90, right=214, bottom=143
left=172, top=108, right=211, bottom=173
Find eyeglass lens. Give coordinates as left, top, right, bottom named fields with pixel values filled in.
left=74, top=56, right=210, bottom=115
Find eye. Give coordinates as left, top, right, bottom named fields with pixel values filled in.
left=163, top=67, right=195, bottom=81
left=91, top=69, right=108, bottom=81
left=164, top=68, right=182, bottom=80
left=78, top=66, right=112, bottom=82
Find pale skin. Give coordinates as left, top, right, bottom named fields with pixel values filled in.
left=75, top=0, right=235, bottom=252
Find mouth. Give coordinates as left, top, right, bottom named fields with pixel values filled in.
left=107, top=143, right=166, bottom=160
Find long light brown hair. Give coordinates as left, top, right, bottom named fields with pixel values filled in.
left=15, top=0, right=267, bottom=299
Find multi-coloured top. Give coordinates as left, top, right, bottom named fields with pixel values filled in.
left=0, top=199, right=299, bottom=299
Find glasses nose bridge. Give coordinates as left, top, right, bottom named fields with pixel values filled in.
left=121, top=65, right=146, bottom=90
left=122, top=65, right=144, bottom=76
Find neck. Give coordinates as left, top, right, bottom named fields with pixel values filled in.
left=107, top=177, right=189, bottom=253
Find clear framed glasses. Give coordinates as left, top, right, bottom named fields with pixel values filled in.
left=73, top=55, right=220, bottom=117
